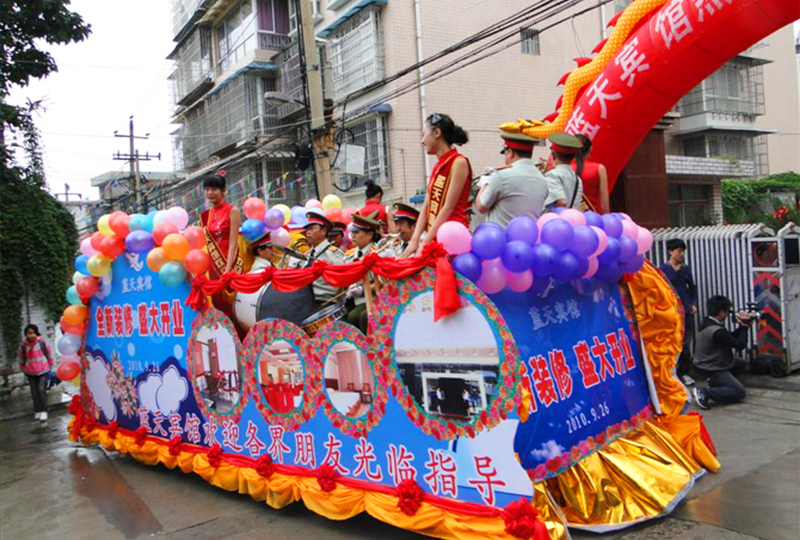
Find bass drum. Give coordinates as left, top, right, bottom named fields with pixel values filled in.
left=234, top=285, right=316, bottom=329
left=233, top=285, right=269, bottom=330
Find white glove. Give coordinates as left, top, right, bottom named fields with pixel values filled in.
left=347, top=284, right=363, bottom=299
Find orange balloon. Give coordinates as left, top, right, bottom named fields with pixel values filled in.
left=162, top=233, right=190, bottom=261
left=60, top=316, right=85, bottom=335
left=153, top=221, right=179, bottom=246
left=182, top=226, right=206, bottom=250
left=146, top=247, right=168, bottom=272
left=63, top=305, right=89, bottom=326
left=183, top=249, right=211, bottom=275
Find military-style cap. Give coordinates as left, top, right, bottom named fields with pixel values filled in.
left=305, top=208, right=332, bottom=230
left=249, top=231, right=272, bottom=249
left=500, top=132, right=539, bottom=154
left=548, top=132, right=582, bottom=154
left=392, top=203, right=419, bottom=223
left=351, top=211, right=381, bottom=232
left=328, top=221, right=346, bottom=235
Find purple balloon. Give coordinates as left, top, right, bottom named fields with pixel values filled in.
left=505, top=216, right=538, bottom=246
left=570, top=225, right=599, bottom=258
left=620, top=255, right=645, bottom=274
left=264, top=208, right=285, bottom=230
left=531, top=243, right=558, bottom=277
left=595, top=260, right=621, bottom=282
left=583, top=211, right=604, bottom=229
left=125, top=230, right=154, bottom=253
left=540, top=218, right=574, bottom=252
left=475, top=222, right=503, bottom=233
left=574, top=257, right=590, bottom=280
left=551, top=207, right=567, bottom=214
left=471, top=225, right=506, bottom=260
left=618, top=236, right=639, bottom=263
left=452, top=252, right=482, bottom=282
left=531, top=277, right=551, bottom=296
left=502, top=241, right=534, bottom=273
left=553, top=252, right=580, bottom=282
left=601, top=214, right=623, bottom=238
left=598, top=237, right=621, bottom=264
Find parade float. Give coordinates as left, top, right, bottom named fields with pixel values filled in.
left=60, top=0, right=798, bottom=538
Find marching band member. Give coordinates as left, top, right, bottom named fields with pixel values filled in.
left=344, top=213, right=381, bottom=333
left=248, top=232, right=273, bottom=273
left=304, top=209, right=344, bottom=308
left=401, top=112, right=472, bottom=258
left=327, top=221, right=347, bottom=249
left=392, top=203, right=420, bottom=253
left=544, top=132, right=584, bottom=210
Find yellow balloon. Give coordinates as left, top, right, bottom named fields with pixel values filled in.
left=97, top=214, right=113, bottom=236
left=70, top=373, right=81, bottom=387
left=272, top=204, right=291, bottom=225
left=321, top=194, right=342, bottom=210
left=87, top=254, right=112, bottom=277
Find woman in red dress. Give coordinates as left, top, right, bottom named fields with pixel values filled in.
left=199, top=174, right=244, bottom=318
left=573, top=134, right=610, bottom=214
left=401, top=113, right=472, bottom=258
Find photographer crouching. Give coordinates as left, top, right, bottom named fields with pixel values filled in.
left=692, top=295, right=756, bottom=410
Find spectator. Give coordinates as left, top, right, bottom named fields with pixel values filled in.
left=692, top=295, right=753, bottom=409
left=659, top=238, right=698, bottom=386
left=357, top=180, right=389, bottom=233
left=18, top=324, right=53, bottom=422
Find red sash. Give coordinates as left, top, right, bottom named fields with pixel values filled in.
left=426, top=149, right=471, bottom=232
left=201, top=203, right=244, bottom=278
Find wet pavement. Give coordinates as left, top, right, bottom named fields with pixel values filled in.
left=1, top=384, right=798, bottom=540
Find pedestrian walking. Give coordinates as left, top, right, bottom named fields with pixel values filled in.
left=659, top=238, right=698, bottom=386
left=18, top=324, right=54, bottom=422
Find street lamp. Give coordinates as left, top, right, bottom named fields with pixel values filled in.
left=264, top=91, right=305, bottom=107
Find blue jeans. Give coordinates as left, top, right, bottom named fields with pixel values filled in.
left=700, top=359, right=747, bottom=404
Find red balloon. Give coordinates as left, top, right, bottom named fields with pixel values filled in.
left=99, top=235, right=125, bottom=258
left=182, top=226, right=206, bottom=250
left=183, top=249, right=211, bottom=275
left=56, top=361, right=81, bottom=381
left=153, top=221, right=179, bottom=246
left=108, top=211, right=126, bottom=228
left=76, top=276, right=100, bottom=297
left=341, top=208, right=356, bottom=225
left=325, top=207, right=343, bottom=222
left=90, top=231, right=105, bottom=251
left=110, top=213, right=130, bottom=238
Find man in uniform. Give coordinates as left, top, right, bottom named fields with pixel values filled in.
left=248, top=232, right=273, bottom=274
left=304, top=209, right=344, bottom=307
left=344, top=213, right=381, bottom=333
left=475, top=132, right=549, bottom=225
left=327, top=221, right=346, bottom=249
left=544, top=131, right=583, bottom=210
left=392, top=203, right=419, bottom=252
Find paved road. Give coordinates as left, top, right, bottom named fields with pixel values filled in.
left=1, top=385, right=798, bottom=540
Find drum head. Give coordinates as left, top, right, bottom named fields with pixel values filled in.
left=257, top=285, right=316, bottom=326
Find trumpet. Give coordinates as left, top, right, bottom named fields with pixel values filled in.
left=374, top=233, right=404, bottom=256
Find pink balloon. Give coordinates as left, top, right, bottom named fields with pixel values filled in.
left=166, top=207, right=189, bottom=230
left=621, top=218, right=639, bottom=241
left=636, top=227, right=653, bottom=255
left=506, top=270, right=533, bottom=292
left=618, top=212, right=632, bottom=221
left=438, top=221, right=472, bottom=255
left=305, top=199, right=322, bottom=209
left=590, top=226, right=607, bottom=257
left=560, top=209, right=586, bottom=227
left=243, top=198, right=267, bottom=220
left=583, top=257, right=599, bottom=278
left=80, top=237, right=97, bottom=257
left=272, top=228, right=291, bottom=248
left=477, top=259, right=507, bottom=294
left=59, top=353, right=81, bottom=364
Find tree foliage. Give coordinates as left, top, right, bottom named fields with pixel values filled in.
left=722, top=173, right=800, bottom=226
left=0, top=1, right=90, bottom=360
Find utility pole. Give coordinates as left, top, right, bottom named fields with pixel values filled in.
left=296, top=0, right=334, bottom=197
left=113, top=116, right=160, bottom=211
left=54, top=183, right=81, bottom=202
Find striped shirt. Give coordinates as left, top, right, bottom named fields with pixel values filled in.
left=18, top=337, right=53, bottom=376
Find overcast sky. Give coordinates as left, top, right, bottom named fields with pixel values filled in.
left=8, top=0, right=176, bottom=201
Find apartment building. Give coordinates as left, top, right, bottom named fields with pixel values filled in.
left=167, top=0, right=800, bottom=228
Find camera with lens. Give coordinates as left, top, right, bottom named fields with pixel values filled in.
left=735, top=302, right=762, bottom=324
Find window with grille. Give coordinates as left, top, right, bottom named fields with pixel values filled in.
left=215, top=0, right=256, bottom=74
left=614, top=0, right=632, bottom=13
left=339, top=115, right=390, bottom=188
left=520, top=27, right=540, bottom=56
left=328, top=7, right=384, bottom=100
left=668, top=183, right=713, bottom=227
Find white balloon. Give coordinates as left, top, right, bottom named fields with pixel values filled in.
left=166, top=206, right=189, bottom=231
left=72, top=271, right=87, bottom=285
left=153, top=210, right=169, bottom=227
left=272, top=228, right=291, bottom=248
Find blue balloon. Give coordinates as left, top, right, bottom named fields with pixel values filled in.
left=583, top=211, right=604, bottom=229
left=531, top=243, right=558, bottom=277
left=66, top=286, right=82, bottom=306
left=74, top=254, right=90, bottom=275
left=475, top=222, right=503, bottom=233
left=551, top=207, right=567, bottom=214
left=159, top=261, right=187, bottom=287
left=505, top=216, right=538, bottom=246
left=601, top=214, right=623, bottom=238
left=541, top=218, right=574, bottom=252
left=502, top=241, right=534, bottom=273
left=620, top=255, right=645, bottom=274
left=125, top=230, right=155, bottom=253
left=452, top=252, right=482, bottom=282
left=618, top=236, right=639, bottom=263
left=471, top=225, right=506, bottom=260
left=598, top=237, right=621, bottom=264
left=144, top=210, right=158, bottom=233
left=570, top=225, right=599, bottom=258
left=129, top=214, right=147, bottom=231
left=241, top=218, right=266, bottom=242
left=553, top=251, right=580, bottom=282
left=595, top=260, right=621, bottom=283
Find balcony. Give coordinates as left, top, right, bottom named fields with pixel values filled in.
left=258, top=30, right=291, bottom=52
left=665, top=155, right=756, bottom=178
left=214, top=30, right=290, bottom=79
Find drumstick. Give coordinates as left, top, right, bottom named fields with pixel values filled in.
left=321, top=290, right=348, bottom=306
left=363, top=273, right=374, bottom=313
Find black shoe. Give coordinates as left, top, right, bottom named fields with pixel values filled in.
left=693, top=388, right=709, bottom=410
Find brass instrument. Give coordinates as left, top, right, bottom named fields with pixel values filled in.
left=272, top=245, right=310, bottom=269
left=373, top=233, right=403, bottom=257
